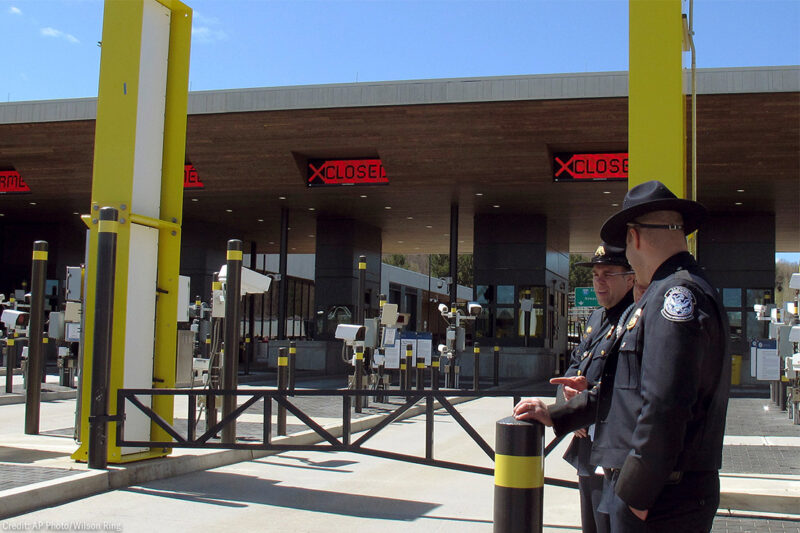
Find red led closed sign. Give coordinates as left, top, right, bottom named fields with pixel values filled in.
left=553, top=152, right=628, bottom=182
left=307, top=159, right=387, bottom=186
left=0, top=170, right=31, bottom=194
left=184, top=164, right=204, bottom=189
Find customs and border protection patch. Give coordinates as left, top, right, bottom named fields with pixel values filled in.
left=662, top=286, right=696, bottom=322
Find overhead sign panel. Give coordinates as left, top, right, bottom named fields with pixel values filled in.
left=0, top=170, right=31, bottom=194
left=553, top=152, right=628, bottom=182
left=184, top=164, right=204, bottom=189
left=307, top=159, right=387, bottom=187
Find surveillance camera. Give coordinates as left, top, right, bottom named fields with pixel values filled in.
left=438, top=303, right=449, bottom=314
left=335, top=324, right=365, bottom=342
left=467, top=302, right=482, bottom=317
left=437, top=343, right=448, bottom=354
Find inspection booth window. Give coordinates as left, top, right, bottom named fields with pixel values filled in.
left=474, top=284, right=546, bottom=344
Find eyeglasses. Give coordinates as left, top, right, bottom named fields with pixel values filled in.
left=592, top=271, right=634, bottom=281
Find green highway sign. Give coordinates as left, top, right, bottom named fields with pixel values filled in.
left=574, top=287, right=598, bottom=307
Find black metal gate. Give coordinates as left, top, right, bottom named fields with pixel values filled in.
left=115, top=388, right=576, bottom=489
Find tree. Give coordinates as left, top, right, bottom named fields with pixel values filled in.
left=382, top=253, right=409, bottom=269
left=775, top=260, right=799, bottom=307
left=569, top=254, right=593, bottom=290
left=429, top=254, right=473, bottom=287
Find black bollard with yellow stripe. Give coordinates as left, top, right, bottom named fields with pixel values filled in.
left=88, top=207, right=119, bottom=469
left=405, top=344, right=413, bottom=390
left=473, top=342, right=481, bottom=391
left=5, top=336, right=15, bottom=393
left=416, top=354, right=425, bottom=390
left=494, top=345, right=501, bottom=387
left=221, top=239, right=243, bottom=444
left=354, top=344, right=364, bottom=413
left=494, top=416, right=544, bottom=533
left=288, top=340, right=297, bottom=391
left=431, top=354, right=440, bottom=390
left=25, top=240, right=47, bottom=435
left=277, top=346, right=288, bottom=436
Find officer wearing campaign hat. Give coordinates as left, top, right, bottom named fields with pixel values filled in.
left=554, top=243, right=633, bottom=533
left=514, top=181, right=729, bottom=532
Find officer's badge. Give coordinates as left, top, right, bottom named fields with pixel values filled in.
left=661, top=286, right=695, bottom=322
left=595, top=245, right=605, bottom=257
left=626, top=308, right=641, bottom=330
left=586, top=326, right=592, bottom=334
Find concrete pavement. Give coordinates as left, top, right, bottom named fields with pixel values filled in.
left=0, top=373, right=799, bottom=531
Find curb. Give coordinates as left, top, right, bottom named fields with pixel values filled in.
left=0, top=390, right=77, bottom=406
left=0, top=395, right=474, bottom=519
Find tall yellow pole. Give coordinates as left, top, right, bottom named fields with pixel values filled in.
left=628, top=0, right=686, bottom=196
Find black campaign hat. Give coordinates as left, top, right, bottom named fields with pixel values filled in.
left=575, top=243, right=630, bottom=269
left=600, top=180, right=708, bottom=247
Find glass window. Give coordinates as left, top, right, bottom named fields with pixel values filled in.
left=495, top=308, right=515, bottom=338
left=476, top=285, right=493, bottom=304
left=722, top=288, right=742, bottom=308
left=519, top=286, right=545, bottom=306
left=518, top=308, right=544, bottom=338
left=746, top=311, right=768, bottom=340
left=475, top=308, right=493, bottom=339
left=746, top=289, right=773, bottom=308
left=496, top=285, right=515, bottom=305
left=727, top=311, right=742, bottom=344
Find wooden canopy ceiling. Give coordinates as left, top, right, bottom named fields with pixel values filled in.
left=0, top=91, right=797, bottom=254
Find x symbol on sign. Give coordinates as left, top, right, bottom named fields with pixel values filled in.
left=308, top=163, right=326, bottom=183
left=554, top=155, right=575, bottom=178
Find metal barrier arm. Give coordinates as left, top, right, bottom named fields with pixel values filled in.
left=196, top=394, right=261, bottom=444
left=352, top=394, right=422, bottom=447
left=438, top=396, right=495, bottom=460
left=274, top=395, right=340, bottom=446
left=124, top=393, right=187, bottom=444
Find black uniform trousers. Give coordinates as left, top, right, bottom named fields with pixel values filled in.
left=602, top=470, right=719, bottom=533
left=579, top=473, right=610, bottom=533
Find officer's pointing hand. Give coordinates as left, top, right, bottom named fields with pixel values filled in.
left=513, top=398, right=553, bottom=427
left=550, top=375, right=588, bottom=391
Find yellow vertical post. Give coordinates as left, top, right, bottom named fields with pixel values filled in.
left=628, top=0, right=686, bottom=196
left=73, top=0, right=192, bottom=464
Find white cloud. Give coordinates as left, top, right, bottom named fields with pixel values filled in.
left=40, top=27, right=79, bottom=44
left=192, top=11, right=219, bottom=26
left=8, top=6, right=22, bottom=15
left=192, top=25, right=227, bottom=44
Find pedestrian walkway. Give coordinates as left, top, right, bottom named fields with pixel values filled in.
left=0, top=374, right=798, bottom=531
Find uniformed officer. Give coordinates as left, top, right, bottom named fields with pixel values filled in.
left=514, top=181, right=729, bottom=532
left=553, top=243, right=633, bottom=533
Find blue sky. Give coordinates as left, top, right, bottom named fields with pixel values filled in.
left=1, top=0, right=798, bottom=261
left=2, top=0, right=798, bottom=103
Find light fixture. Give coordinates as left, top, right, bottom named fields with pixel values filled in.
left=736, top=189, right=745, bottom=193
left=475, top=193, right=483, bottom=196
left=73, top=212, right=79, bottom=215
left=492, top=204, right=500, bottom=208
left=398, top=240, right=404, bottom=243
left=407, top=216, right=414, bottom=220
left=612, top=203, right=619, bottom=207
left=191, top=198, right=198, bottom=202
left=29, top=202, right=37, bottom=206
left=735, top=202, right=743, bottom=206
left=603, top=191, right=611, bottom=194
left=360, top=194, right=368, bottom=198
left=226, top=209, right=232, bottom=213
left=425, top=225, right=433, bottom=229
left=0, top=214, right=4, bottom=217
left=258, top=219, right=264, bottom=222
left=308, top=234, right=315, bottom=238
left=278, top=196, right=286, bottom=200
left=308, top=207, right=315, bottom=211
left=269, top=241, right=275, bottom=245
left=384, top=206, right=391, bottom=210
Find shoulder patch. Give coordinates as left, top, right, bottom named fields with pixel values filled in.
left=661, top=286, right=695, bottom=322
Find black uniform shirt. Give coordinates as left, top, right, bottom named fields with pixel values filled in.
left=549, top=252, right=730, bottom=510
left=559, top=291, right=633, bottom=475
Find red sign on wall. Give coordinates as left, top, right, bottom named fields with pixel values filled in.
left=307, top=159, right=387, bottom=186
left=0, top=170, right=31, bottom=194
left=184, top=164, right=204, bottom=189
left=553, top=152, right=628, bottom=182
